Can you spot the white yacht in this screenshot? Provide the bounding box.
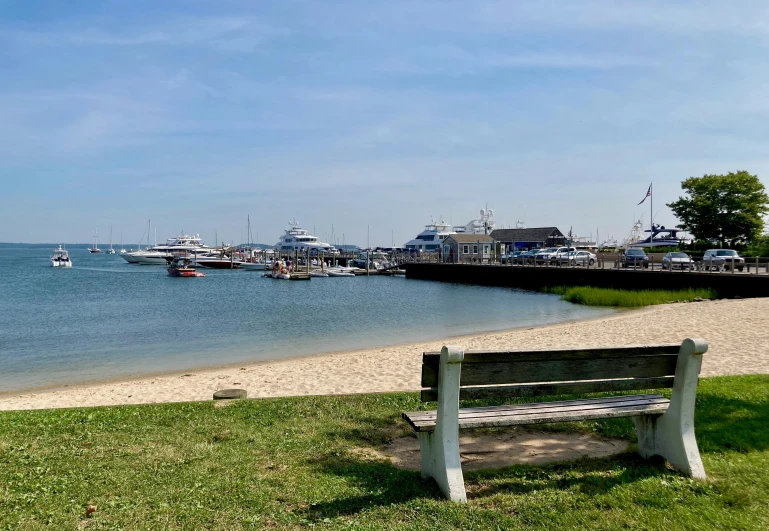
[51,245,72,268]
[275,221,336,254]
[404,218,455,252]
[404,209,496,252]
[122,234,211,265]
[454,208,496,236]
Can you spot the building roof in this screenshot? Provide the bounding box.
[445,234,495,243]
[489,227,564,242]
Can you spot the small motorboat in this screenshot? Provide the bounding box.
[310,269,329,277]
[327,269,355,277]
[51,245,72,268]
[239,261,266,271]
[167,257,205,277]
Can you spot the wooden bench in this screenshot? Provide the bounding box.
[402,338,708,502]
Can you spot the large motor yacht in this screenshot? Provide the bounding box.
[122,234,211,265]
[404,209,496,252]
[275,221,336,254]
[404,218,455,252]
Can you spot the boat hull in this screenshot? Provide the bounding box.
[195,260,242,269]
[327,270,355,277]
[167,268,205,277]
[134,254,171,265]
[239,262,266,270]
[628,239,681,249]
[51,260,72,268]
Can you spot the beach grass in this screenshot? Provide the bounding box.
[543,285,718,307]
[1,375,768,530]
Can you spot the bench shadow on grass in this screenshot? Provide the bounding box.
[303,449,670,519]
[299,392,769,518]
[693,394,769,453]
[301,453,440,519]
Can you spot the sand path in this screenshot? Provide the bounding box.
[1,298,767,411]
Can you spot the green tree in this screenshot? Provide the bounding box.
[667,171,768,246]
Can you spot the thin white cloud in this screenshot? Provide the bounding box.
[1,16,289,52]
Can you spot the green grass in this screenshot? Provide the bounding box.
[543,285,718,307]
[1,375,769,530]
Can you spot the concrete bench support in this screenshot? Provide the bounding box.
[633,338,707,479]
[416,345,466,502]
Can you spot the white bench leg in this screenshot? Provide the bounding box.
[418,345,467,502]
[633,338,708,479]
[418,430,466,502]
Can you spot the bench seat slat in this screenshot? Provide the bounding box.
[403,395,669,432]
[422,356,677,387]
[420,376,675,402]
[407,393,668,419]
[407,395,668,424]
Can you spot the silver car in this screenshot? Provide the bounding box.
[661,252,695,270]
[556,250,597,266]
[701,249,745,271]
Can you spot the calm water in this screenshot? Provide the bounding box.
[0,247,614,394]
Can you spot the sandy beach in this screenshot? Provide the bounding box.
[2,297,768,411]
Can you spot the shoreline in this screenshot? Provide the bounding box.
[0,305,622,399]
[2,298,768,411]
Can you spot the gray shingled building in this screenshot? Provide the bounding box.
[442,234,494,263]
[490,227,566,253]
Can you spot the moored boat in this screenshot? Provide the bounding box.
[51,245,72,268]
[239,261,267,270]
[167,257,205,277]
[275,220,337,254]
[327,269,355,277]
[88,230,102,253]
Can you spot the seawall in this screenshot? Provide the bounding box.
[404,263,769,299]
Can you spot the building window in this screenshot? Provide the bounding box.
[463,245,469,254]
[473,245,478,254]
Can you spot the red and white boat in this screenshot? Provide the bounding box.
[167,257,205,277]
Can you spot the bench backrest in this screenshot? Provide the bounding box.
[420,343,683,402]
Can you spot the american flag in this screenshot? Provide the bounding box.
[638,184,651,205]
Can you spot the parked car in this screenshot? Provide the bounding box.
[661,252,695,270]
[515,249,539,264]
[620,248,649,268]
[501,250,525,264]
[556,250,597,266]
[701,249,745,271]
[551,246,577,264]
[534,247,560,264]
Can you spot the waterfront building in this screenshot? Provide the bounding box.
[490,227,566,253]
[442,234,495,263]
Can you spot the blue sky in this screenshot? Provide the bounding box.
[1,1,768,246]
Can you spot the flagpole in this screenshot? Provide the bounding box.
[650,182,653,247]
